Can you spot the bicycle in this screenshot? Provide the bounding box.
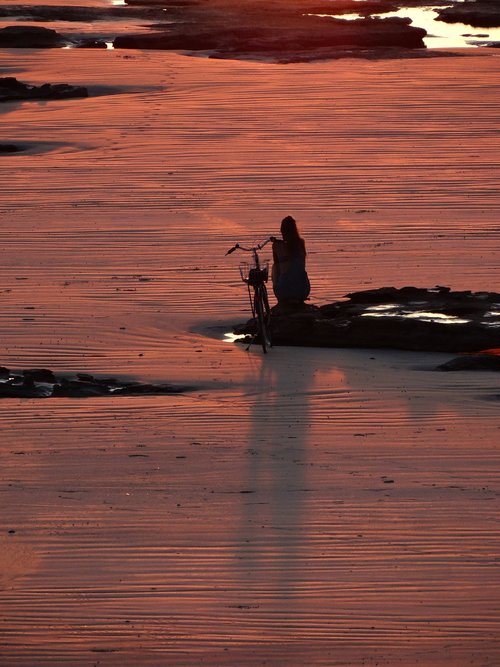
[226,238,273,353]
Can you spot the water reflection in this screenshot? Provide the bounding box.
[361,309,471,324]
[235,352,318,604]
[378,7,500,48]
[315,6,500,48]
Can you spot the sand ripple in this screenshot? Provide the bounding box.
[0,48,499,666]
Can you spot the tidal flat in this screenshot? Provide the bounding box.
[0,7,499,665]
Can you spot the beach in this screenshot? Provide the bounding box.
[1,42,499,666]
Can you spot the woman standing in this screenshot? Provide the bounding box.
[271,216,310,305]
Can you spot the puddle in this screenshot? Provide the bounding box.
[223,332,248,344]
[365,304,399,312]
[361,306,471,324]
[313,5,500,48]
[401,311,471,324]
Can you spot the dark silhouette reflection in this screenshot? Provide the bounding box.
[235,349,317,602]
[233,346,457,604]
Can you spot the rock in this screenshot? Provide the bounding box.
[125,0,221,5]
[0,144,22,153]
[436,352,500,372]
[0,78,88,103]
[0,378,51,398]
[53,379,111,397]
[76,373,98,382]
[112,383,183,395]
[0,77,27,92]
[114,4,427,61]
[0,25,65,48]
[234,287,500,352]
[23,368,56,383]
[437,1,500,29]
[305,1,399,16]
[0,5,167,22]
[0,368,191,398]
[76,39,108,49]
[41,83,89,99]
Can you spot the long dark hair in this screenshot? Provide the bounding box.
[281,215,306,257]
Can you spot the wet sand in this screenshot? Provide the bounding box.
[1,46,499,665]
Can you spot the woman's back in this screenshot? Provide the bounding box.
[272,216,310,304]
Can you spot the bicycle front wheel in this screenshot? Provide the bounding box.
[255,285,272,354]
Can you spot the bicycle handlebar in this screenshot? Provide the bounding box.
[225,238,273,256]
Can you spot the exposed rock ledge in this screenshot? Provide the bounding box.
[0,143,24,153]
[0,25,65,48]
[234,286,500,353]
[437,1,500,29]
[114,0,427,62]
[436,350,500,372]
[0,368,190,398]
[0,77,88,102]
[114,18,426,61]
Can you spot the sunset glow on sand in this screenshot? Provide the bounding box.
[1,1,499,665]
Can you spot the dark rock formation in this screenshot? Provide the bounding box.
[305,1,399,16]
[0,5,167,22]
[234,287,500,352]
[0,380,52,399]
[0,78,88,103]
[0,0,471,59]
[0,369,190,399]
[437,1,500,29]
[75,39,108,49]
[115,17,426,58]
[114,0,427,61]
[0,25,65,48]
[23,368,56,383]
[436,352,500,372]
[0,144,23,153]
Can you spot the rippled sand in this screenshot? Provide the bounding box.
[1,47,499,666]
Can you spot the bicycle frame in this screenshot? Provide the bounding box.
[226,238,273,353]
[226,238,271,266]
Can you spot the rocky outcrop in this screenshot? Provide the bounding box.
[305,1,400,16]
[75,39,107,49]
[115,18,426,56]
[0,144,23,153]
[0,5,167,22]
[437,1,500,29]
[0,78,88,103]
[0,368,190,399]
[0,0,435,60]
[234,287,500,352]
[114,0,427,62]
[436,351,500,372]
[0,25,65,48]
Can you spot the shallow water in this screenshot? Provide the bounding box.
[1,48,499,666]
[325,5,500,49]
[2,0,500,51]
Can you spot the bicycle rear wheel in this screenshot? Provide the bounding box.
[255,285,272,353]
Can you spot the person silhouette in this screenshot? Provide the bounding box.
[271,216,310,307]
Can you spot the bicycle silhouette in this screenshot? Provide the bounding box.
[226,238,273,353]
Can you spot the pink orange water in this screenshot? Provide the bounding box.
[0,47,499,666]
